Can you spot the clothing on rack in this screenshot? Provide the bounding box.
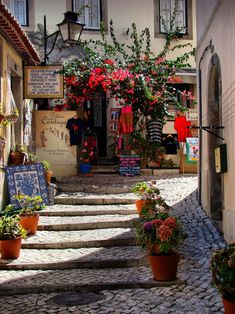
[119,106,133,133]
[174,115,191,142]
[161,134,178,154]
[66,116,84,146]
[148,120,163,143]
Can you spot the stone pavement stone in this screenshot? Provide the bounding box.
[0,174,226,313]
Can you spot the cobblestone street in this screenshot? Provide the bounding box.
[0,174,226,313]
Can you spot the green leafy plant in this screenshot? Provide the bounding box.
[0,215,26,240]
[11,194,45,216]
[27,152,39,163]
[210,244,235,302]
[131,181,161,200]
[133,209,184,255]
[42,160,51,171]
[79,141,95,164]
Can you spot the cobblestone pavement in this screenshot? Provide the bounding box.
[0,174,226,313]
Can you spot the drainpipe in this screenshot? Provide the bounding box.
[198,40,214,206]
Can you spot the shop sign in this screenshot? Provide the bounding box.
[119,155,140,176]
[24,65,64,98]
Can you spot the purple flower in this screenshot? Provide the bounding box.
[143,222,153,231]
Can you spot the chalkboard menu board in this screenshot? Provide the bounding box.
[119,155,140,176]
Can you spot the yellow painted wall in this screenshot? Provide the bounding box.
[0,35,25,209]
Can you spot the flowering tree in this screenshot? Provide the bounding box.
[60,9,196,161]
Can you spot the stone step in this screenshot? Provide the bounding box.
[54,192,136,205]
[40,204,137,217]
[21,228,136,249]
[58,184,131,194]
[38,214,137,231]
[0,246,146,270]
[0,266,183,296]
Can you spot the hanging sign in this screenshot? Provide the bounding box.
[24,65,64,99]
[119,155,140,176]
[186,137,199,163]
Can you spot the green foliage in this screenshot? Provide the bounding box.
[0,215,26,240]
[131,181,160,200]
[12,194,45,216]
[211,244,235,302]
[133,208,184,255]
[60,3,196,160]
[42,160,51,171]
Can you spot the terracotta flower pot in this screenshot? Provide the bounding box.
[135,200,151,215]
[19,213,39,235]
[0,237,22,259]
[222,296,235,314]
[9,152,25,165]
[148,253,179,281]
[44,170,53,185]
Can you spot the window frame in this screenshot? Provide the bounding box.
[10,0,29,27]
[159,0,187,35]
[154,0,193,40]
[72,0,101,30]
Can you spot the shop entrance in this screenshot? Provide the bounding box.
[207,54,223,230]
[83,93,107,159]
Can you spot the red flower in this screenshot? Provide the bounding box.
[164,217,177,229]
[157,224,173,241]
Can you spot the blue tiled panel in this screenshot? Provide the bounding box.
[6,163,49,206]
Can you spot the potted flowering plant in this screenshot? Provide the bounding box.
[0,215,26,259]
[133,208,184,281]
[79,141,94,174]
[131,181,169,214]
[4,194,46,235]
[210,244,235,313]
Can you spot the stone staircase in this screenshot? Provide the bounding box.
[0,174,183,296]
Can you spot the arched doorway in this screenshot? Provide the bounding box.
[207,54,223,230]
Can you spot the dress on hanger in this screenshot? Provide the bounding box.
[66,116,84,146]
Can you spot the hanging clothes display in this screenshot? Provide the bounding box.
[174,114,191,142]
[148,120,163,143]
[162,134,178,154]
[119,106,133,133]
[66,116,84,146]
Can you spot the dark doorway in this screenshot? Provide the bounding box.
[83,93,107,159]
[207,54,223,230]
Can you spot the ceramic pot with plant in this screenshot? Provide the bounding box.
[131,181,169,215]
[8,144,25,165]
[133,208,184,281]
[0,215,26,259]
[210,244,235,313]
[42,160,53,185]
[79,141,94,174]
[12,194,45,235]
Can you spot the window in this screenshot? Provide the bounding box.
[160,0,186,34]
[73,0,101,29]
[10,0,28,26]
[154,0,192,39]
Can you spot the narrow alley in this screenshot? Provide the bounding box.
[0,174,226,313]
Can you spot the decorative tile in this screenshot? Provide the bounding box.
[6,163,49,206]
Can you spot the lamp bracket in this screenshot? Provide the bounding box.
[189,125,224,140]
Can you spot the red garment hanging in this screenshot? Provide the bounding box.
[119,106,133,133]
[174,115,191,142]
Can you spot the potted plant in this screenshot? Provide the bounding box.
[210,244,235,313]
[11,194,45,235]
[8,144,25,165]
[131,181,169,214]
[42,160,53,185]
[0,215,26,259]
[133,208,184,281]
[79,141,95,174]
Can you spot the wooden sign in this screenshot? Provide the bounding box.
[24,65,64,98]
[119,155,140,176]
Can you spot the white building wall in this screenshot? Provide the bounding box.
[196,0,235,241]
